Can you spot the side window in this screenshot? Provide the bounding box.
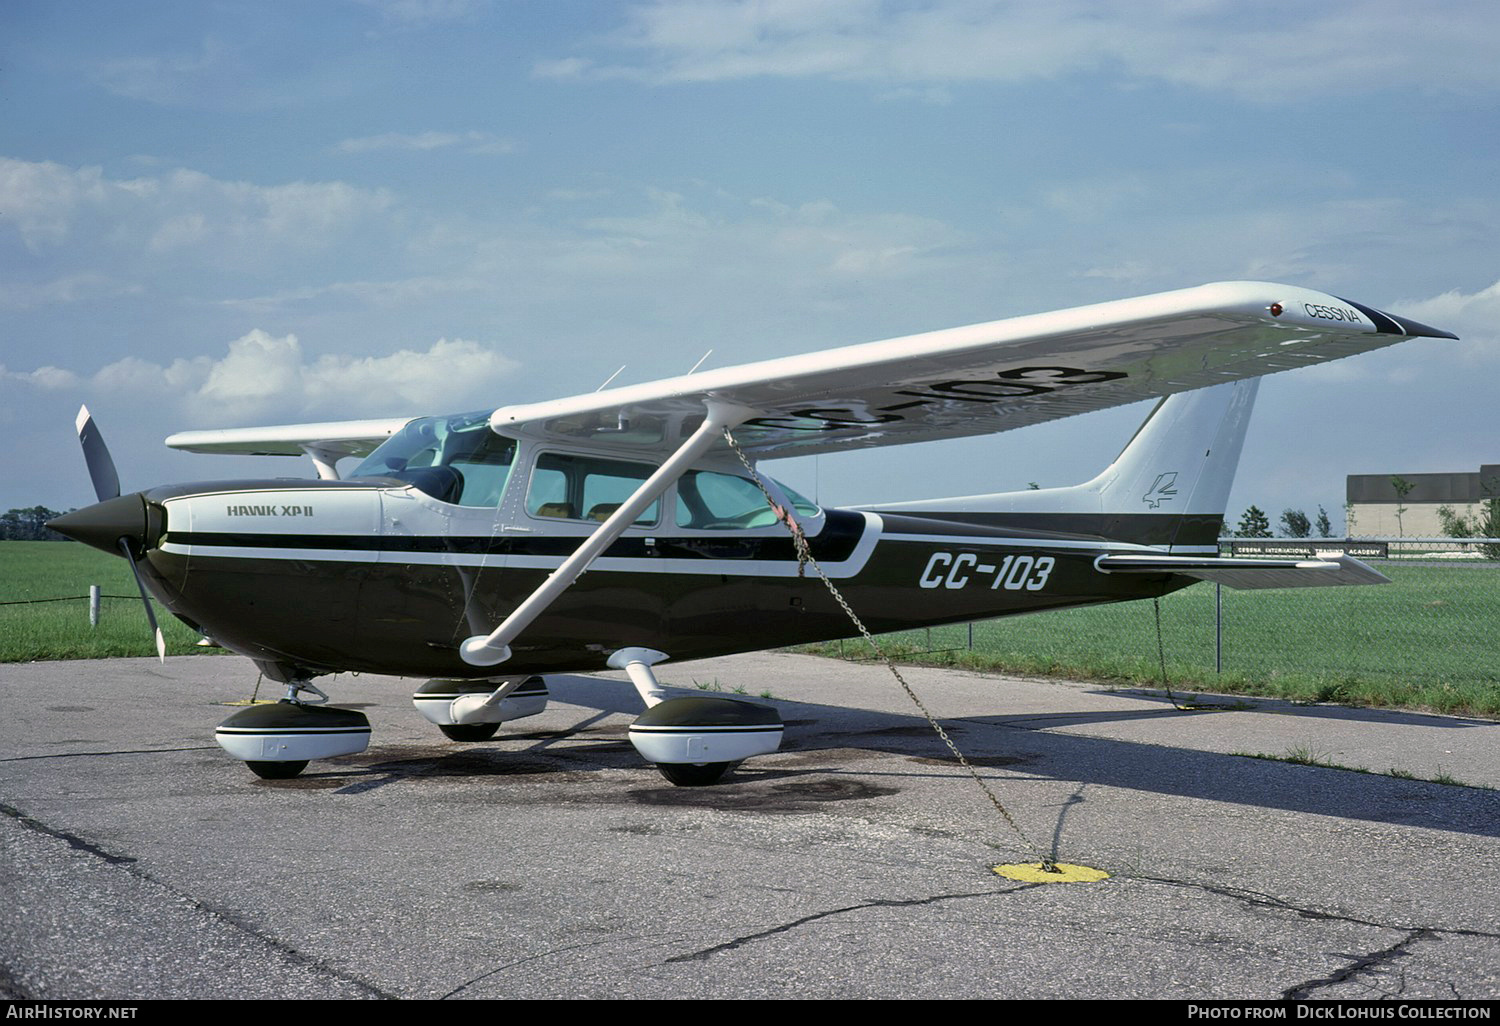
[676,471,822,530]
[526,453,660,525]
[444,430,516,508]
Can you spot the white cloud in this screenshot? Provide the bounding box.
[554,187,962,282]
[3,331,520,425]
[217,276,490,314]
[0,159,117,248]
[538,0,1500,101]
[352,0,491,27]
[0,158,392,256]
[95,37,233,107]
[1396,279,1500,366]
[147,168,393,251]
[1,364,82,390]
[333,131,517,155]
[532,57,593,81]
[0,275,143,310]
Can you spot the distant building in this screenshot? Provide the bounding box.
[1346,465,1499,537]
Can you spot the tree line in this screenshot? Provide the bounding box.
[1226,504,1334,539]
[1,506,70,541]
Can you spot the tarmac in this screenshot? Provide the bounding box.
[1,651,1497,1000]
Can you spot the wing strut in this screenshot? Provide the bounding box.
[458,400,756,667]
[300,445,343,480]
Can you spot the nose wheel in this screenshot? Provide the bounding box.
[216,682,371,780]
[245,760,310,780]
[438,722,502,742]
[655,762,731,787]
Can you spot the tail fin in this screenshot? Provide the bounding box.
[1089,378,1260,521]
[872,379,1260,552]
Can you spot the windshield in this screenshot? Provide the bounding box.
[350,411,516,507]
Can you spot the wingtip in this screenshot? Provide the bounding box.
[1390,316,1459,341]
[1334,296,1459,340]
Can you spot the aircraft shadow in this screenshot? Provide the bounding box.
[531,674,1500,840]
[1074,687,1498,731]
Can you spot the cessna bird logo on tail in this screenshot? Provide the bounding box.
[1142,472,1179,509]
[49,281,1455,786]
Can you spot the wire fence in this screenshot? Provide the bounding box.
[828,539,1500,710]
[0,593,136,606]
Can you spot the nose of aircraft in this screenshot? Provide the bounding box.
[48,492,165,557]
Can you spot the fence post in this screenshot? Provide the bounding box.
[1215,582,1222,674]
[89,584,100,628]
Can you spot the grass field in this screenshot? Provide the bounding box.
[5,540,1498,717]
[801,562,1500,718]
[0,541,215,662]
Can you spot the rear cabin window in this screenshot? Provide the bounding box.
[526,453,660,525]
[675,471,820,530]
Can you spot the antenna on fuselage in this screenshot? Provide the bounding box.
[596,365,626,392]
[687,349,713,374]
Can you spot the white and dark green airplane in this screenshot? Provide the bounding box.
[50,282,1454,785]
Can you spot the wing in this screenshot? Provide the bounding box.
[165,418,413,475]
[488,281,1454,458]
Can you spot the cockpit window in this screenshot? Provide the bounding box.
[675,470,821,530]
[349,411,516,507]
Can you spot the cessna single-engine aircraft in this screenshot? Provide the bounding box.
[50,281,1455,785]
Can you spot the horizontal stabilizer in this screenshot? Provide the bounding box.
[1094,554,1390,589]
[165,417,415,479]
[165,418,412,458]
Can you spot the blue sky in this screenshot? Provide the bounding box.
[3,0,1497,529]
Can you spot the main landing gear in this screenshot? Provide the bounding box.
[610,648,784,787]
[214,653,784,787]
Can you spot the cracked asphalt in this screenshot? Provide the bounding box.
[1,652,1497,1000]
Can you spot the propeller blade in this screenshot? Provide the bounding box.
[76,405,121,502]
[118,538,166,664]
[68,407,162,660]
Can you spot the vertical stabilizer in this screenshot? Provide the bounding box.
[868,379,1260,552]
[1091,378,1260,520]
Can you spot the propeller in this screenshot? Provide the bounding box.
[76,405,122,502]
[52,406,166,662]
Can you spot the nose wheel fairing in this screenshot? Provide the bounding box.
[215,700,372,772]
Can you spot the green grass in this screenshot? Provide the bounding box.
[1231,748,1487,789]
[796,562,1500,718]
[0,541,216,662]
